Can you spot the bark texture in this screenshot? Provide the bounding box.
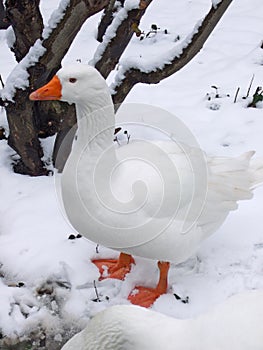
[5,0,46,175]
[0,0,9,29]
[5,0,43,62]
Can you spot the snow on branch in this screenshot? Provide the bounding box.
[42,0,71,39]
[97,0,118,42]
[1,40,46,101]
[91,0,153,78]
[212,0,223,9]
[111,0,233,106]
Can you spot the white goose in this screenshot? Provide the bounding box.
[61,290,263,350]
[30,64,263,307]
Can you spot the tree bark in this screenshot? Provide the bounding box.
[112,0,233,106]
[4,0,46,175]
[5,0,43,62]
[0,0,9,29]
[97,0,117,42]
[6,91,48,175]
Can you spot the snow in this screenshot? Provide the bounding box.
[111,18,204,92]
[90,0,141,66]
[5,27,15,49]
[212,0,223,8]
[42,0,71,39]
[0,0,263,348]
[0,40,46,101]
[124,0,141,11]
[90,6,130,66]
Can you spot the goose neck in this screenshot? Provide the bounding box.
[74,102,116,154]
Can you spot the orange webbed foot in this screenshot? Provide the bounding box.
[128,261,170,308]
[92,252,135,281]
[128,286,164,308]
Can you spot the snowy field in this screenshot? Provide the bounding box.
[0,0,263,348]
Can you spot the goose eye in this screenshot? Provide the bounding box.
[69,78,77,83]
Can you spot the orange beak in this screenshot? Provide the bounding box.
[29,75,62,101]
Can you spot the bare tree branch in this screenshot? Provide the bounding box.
[112,0,233,106]
[94,0,153,78]
[0,0,9,29]
[97,0,117,42]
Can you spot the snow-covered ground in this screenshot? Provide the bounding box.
[0,0,263,348]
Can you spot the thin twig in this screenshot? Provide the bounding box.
[233,87,240,103]
[0,74,4,88]
[93,280,101,302]
[245,74,255,98]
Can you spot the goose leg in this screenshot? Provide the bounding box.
[128,261,170,308]
[92,252,135,281]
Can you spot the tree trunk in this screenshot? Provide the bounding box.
[6,90,48,176]
[4,0,46,175]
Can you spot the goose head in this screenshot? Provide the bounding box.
[30,64,112,109]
